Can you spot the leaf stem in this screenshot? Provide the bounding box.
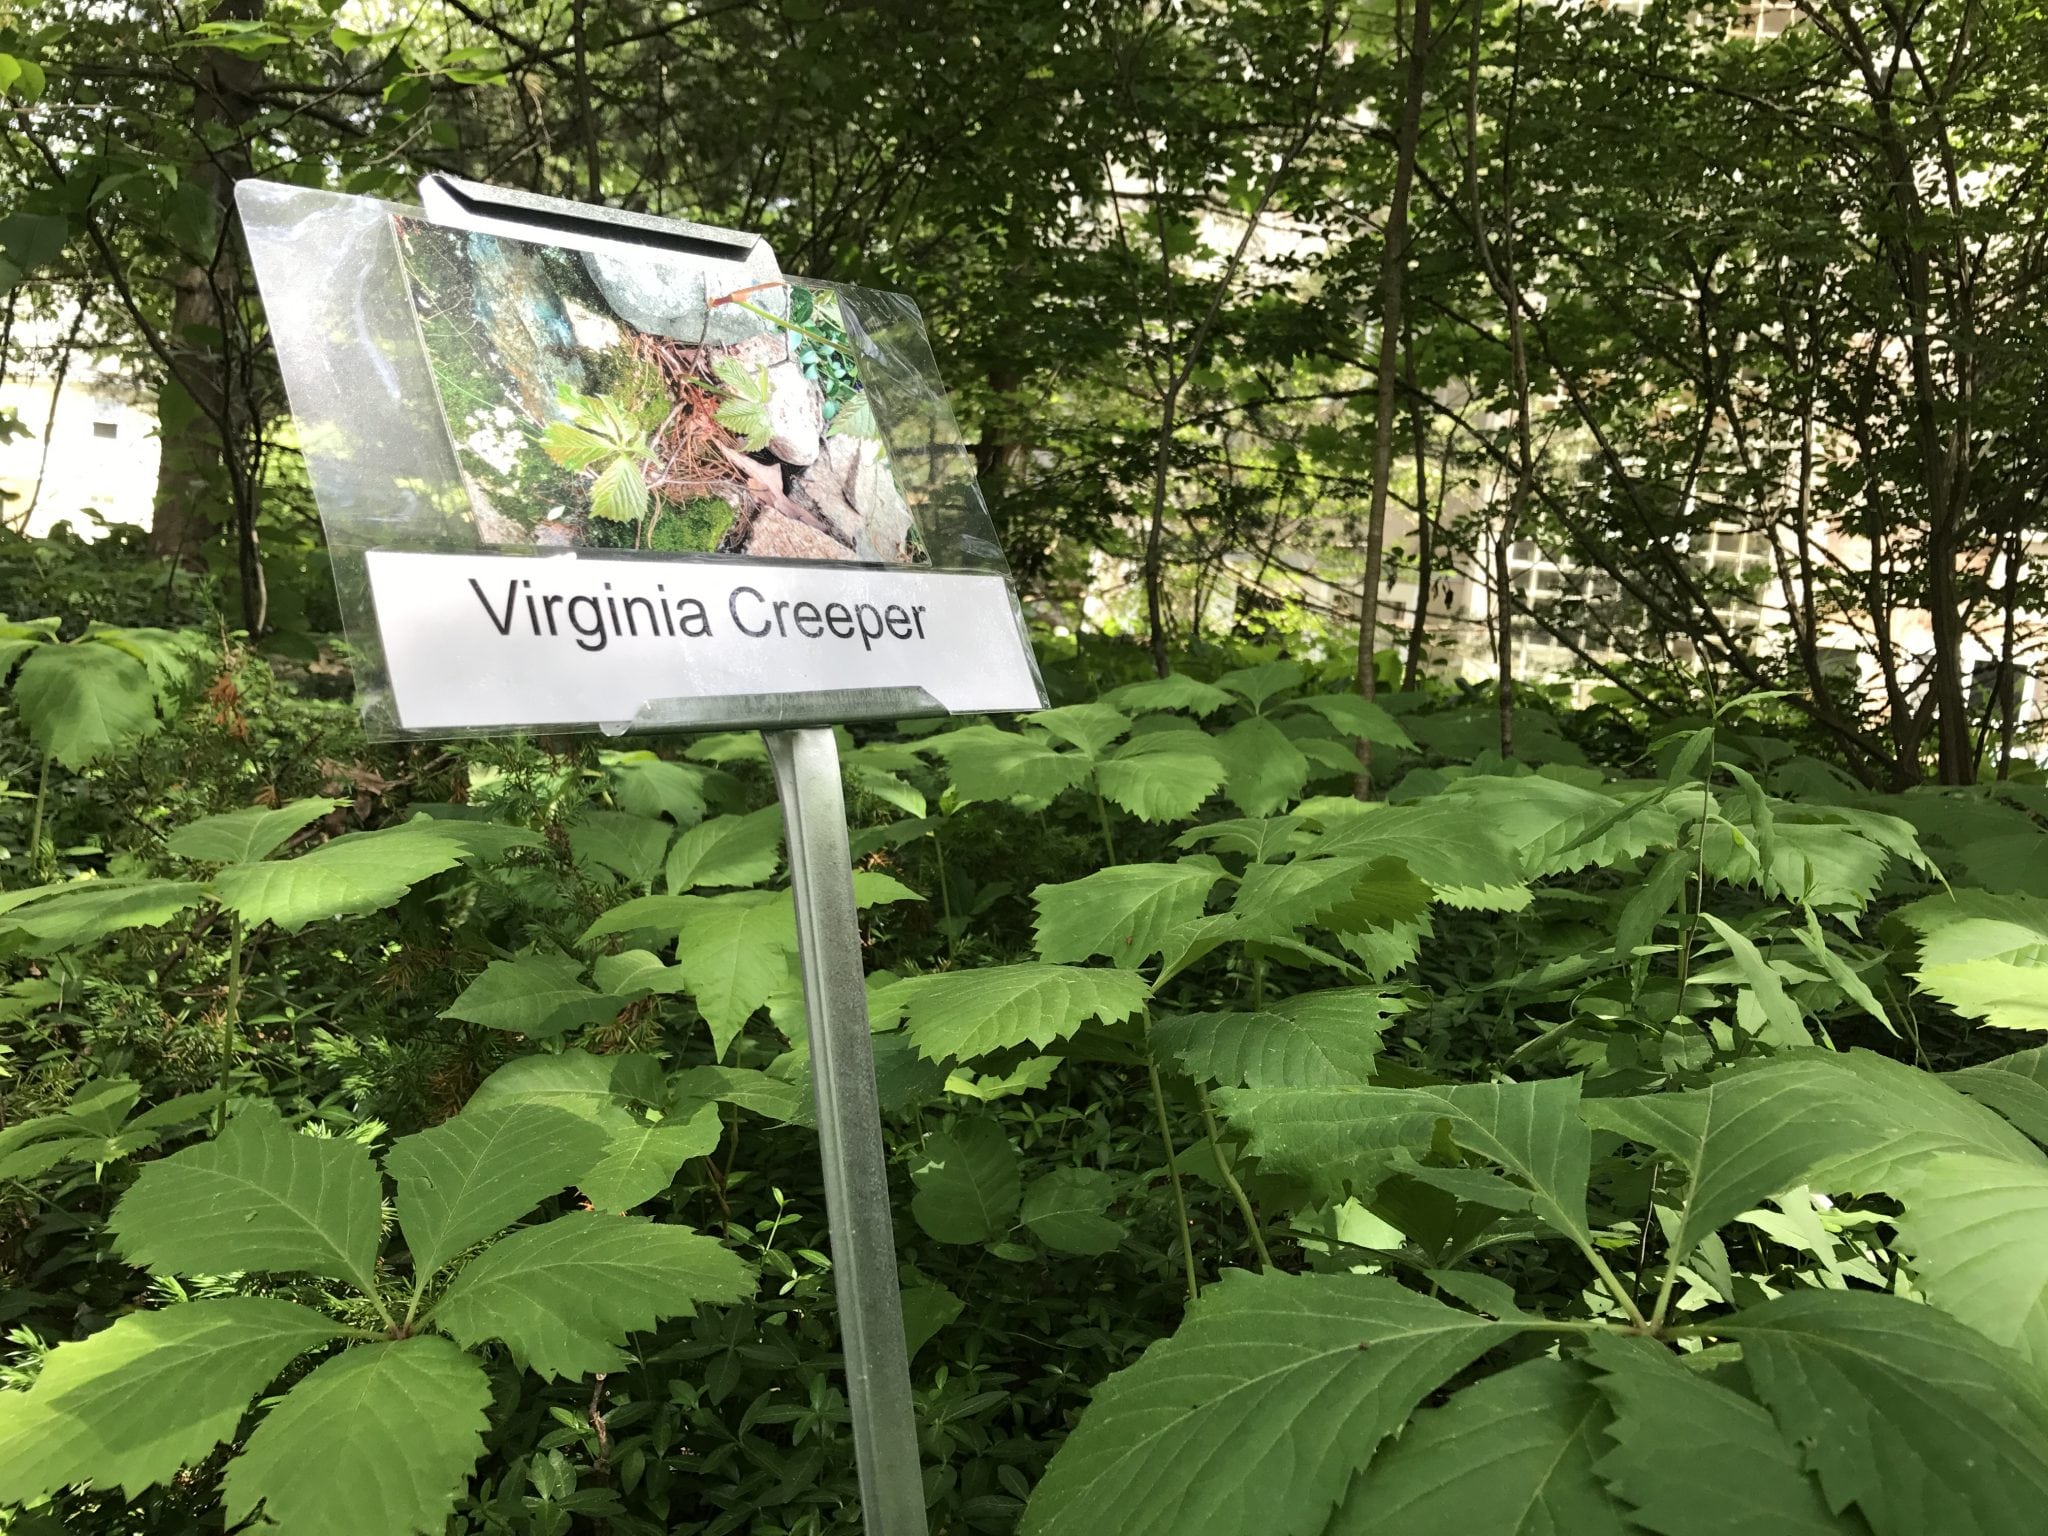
[1195,1082,1272,1272]
[1579,1242,1652,1332]
[713,294,858,358]
[1092,780,1119,866]
[215,911,245,1132]
[26,751,51,881]
[1144,1050,1199,1305]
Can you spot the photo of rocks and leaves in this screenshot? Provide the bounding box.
[392,216,924,565]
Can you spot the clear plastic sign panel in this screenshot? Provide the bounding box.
[237,178,1045,738]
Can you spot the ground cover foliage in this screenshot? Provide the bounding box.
[3,585,2048,1536]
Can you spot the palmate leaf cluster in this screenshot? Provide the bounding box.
[4,628,2048,1536]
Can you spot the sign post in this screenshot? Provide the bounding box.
[239,173,1045,1536]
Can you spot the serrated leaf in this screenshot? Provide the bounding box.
[0,1297,344,1502]
[853,870,922,906]
[1897,890,2048,1031]
[0,878,210,952]
[1282,692,1415,750]
[672,891,798,1057]
[112,1112,382,1289]
[440,953,617,1038]
[1028,702,1132,757]
[1097,732,1228,822]
[879,963,1150,1064]
[1223,1077,1594,1244]
[669,1064,810,1124]
[1310,802,1528,908]
[223,1338,491,1536]
[1723,1290,2048,1536]
[467,1051,653,1138]
[1033,862,1221,969]
[1022,1271,1521,1536]
[568,809,672,885]
[925,725,1090,808]
[1585,1332,1858,1536]
[665,806,782,891]
[388,1103,609,1276]
[431,1212,751,1378]
[579,1104,723,1210]
[1020,1167,1123,1255]
[1895,1154,2048,1367]
[12,640,158,767]
[1213,716,1310,816]
[213,823,468,932]
[589,455,649,523]
[1443,775,1676,877]
[1948,1046,2048,1144]
[165,799,342,865]
[1101,674,1234,717]
[1153,999,1387,1089]
[1332,1356,1628,1534]
[606,753,709,825]
[912,1119,1021,1243]
[1215,660,1305,708]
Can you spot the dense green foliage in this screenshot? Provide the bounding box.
[3,565,2047,1533]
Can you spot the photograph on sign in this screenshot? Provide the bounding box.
[392,217,925,566]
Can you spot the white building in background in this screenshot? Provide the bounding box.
[0,320,159,541]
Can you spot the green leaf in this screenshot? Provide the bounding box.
[1895,1154,2048,1367]
[1310,802,1528,908]
[1897,890,2048,1031]
[1215,660,1305,708]
[672,891,798,1057]
[579,1104,723,1210]
[925,725,1090,808]
[589,455,650,524]
[665,806,783,891]
[431,1212,751,1379]
[877,963,1150,1064]
[12,640,158,767]
[1022,1271,1520,1536]
[1223,1077,1594,1244]
[388,1103,610,1276]
[1213,716,1310,816]
[1153,1000,1387,1090]
[1585,1332,1858,1536]
[1443,775,1676,877]
[1028,702,1132,757]
[1585,1053,2044,1263]
[1281,692,1415,750]
[466,1050,652,1138]
[911,1120,1021,1243]
[1700,915,1810,1046]
[0,878,209,952]
[111,1112,382,1290]
[213,823,468,932]
[1948,1046,2048,1144]
[607,754,709,825]
[165,799,342,865]
[853,870,923,906]
[669,1064,811,1124]
[223,1337,492,1536]
[441,953,617,1039]
[1097,733,1228,822]
[1722,1290,2048,1536]
[1101,675,1235,717]
[568,810,672,885]
[1332,1357,1629,1535]
[1033,862,1222,969]
[0,1297,344,1502]
[1020,1167,1124,1255]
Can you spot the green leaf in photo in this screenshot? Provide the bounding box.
[1021,1168,1124,1255]
[911,1120,1021,1244]
[440,952,618,1038]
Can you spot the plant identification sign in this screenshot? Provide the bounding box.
[368,550,1041,730]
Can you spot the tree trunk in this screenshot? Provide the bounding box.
[1353,0,1433,795]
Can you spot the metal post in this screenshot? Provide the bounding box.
[764,727,930,1536]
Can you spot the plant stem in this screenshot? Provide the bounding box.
[713,294,857,358]
[216,911,245,1132]
[931,824,957,960]
[1092,780,1118,865]
[1580,1242,1652,1332]
[1251,954,1267,1011]
[1145,1052,1199,1305]
[1196,1081,1272,1272]
[26,751,51,880]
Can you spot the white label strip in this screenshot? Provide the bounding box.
[364,549,1043,730]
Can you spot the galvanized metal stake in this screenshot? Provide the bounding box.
[765,727,930,1536]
